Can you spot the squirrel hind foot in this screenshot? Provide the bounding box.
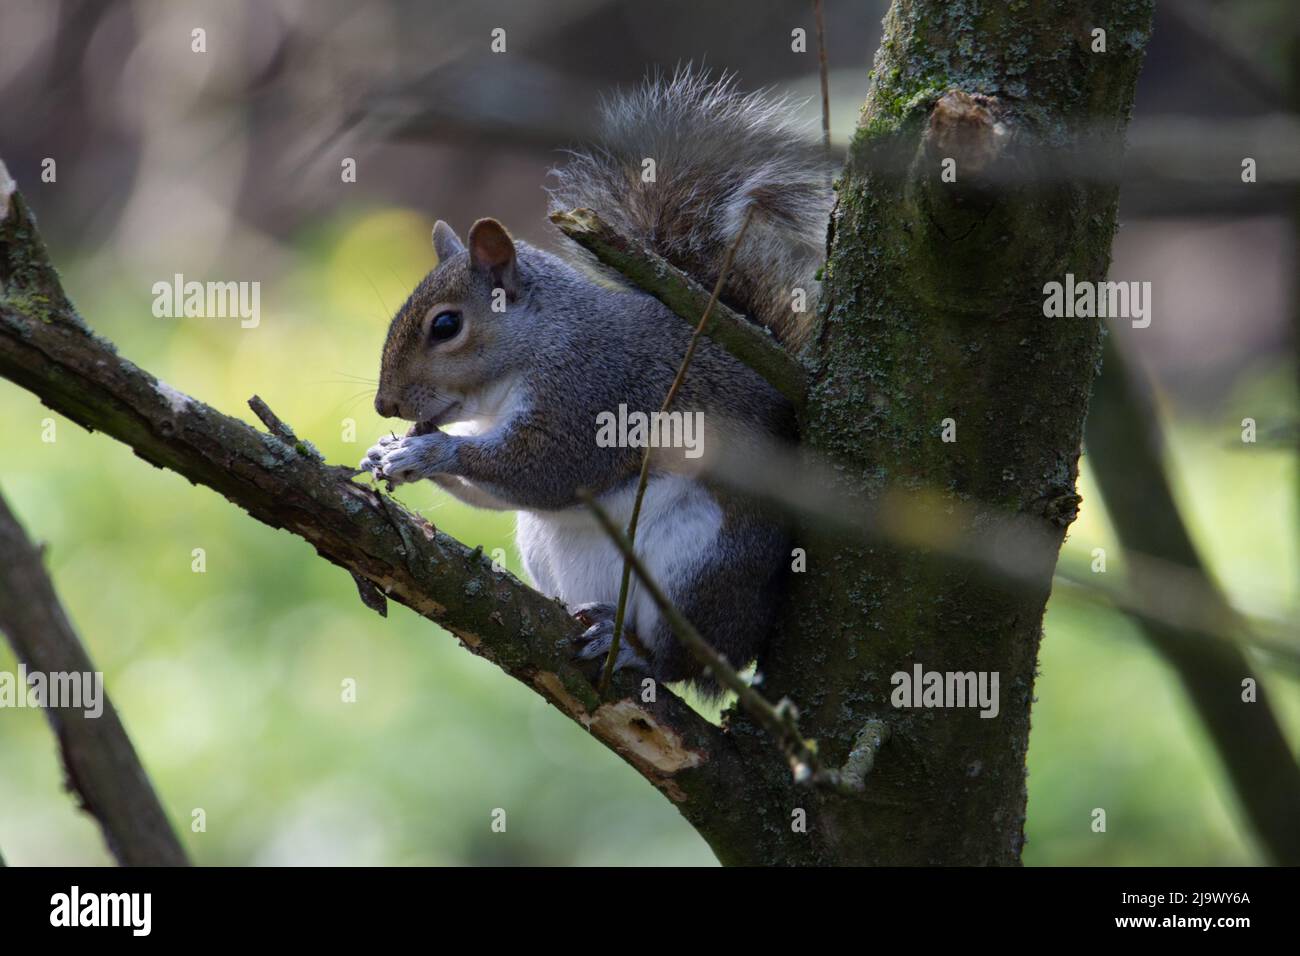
[569,602,651,675]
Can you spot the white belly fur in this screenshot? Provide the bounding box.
[516,475,722,655]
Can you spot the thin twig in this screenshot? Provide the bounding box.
[249,394,323,461]
[697,430,1300,671]
[581,491,876,791]
[813,0,832,154]
[248,394,297,443]
[254,396,383,617]
[597,209,755,694]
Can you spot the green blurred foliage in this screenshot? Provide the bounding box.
[0,204,1295,866]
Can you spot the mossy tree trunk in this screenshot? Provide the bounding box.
[720,0,1155,865]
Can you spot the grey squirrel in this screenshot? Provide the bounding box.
[360,69,832,692]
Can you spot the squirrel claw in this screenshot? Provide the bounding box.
[359,433,402,476]
[570,601,612,630]
[569,603,649,673]
[360,431,451,487]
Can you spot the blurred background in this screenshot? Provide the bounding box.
[0,0,1295,865]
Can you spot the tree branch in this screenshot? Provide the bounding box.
[0,489,190,865]
[0,166,785,851]
[1086,332,1300,865]
[549,208,809,411]
[702,433,1300,671]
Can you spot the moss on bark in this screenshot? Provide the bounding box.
[738,0,1155,865]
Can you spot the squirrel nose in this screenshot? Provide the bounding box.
[375,394,399,418]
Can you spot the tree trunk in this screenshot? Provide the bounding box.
[721,0,1155,865]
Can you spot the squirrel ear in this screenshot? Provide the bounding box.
[467,217,518,299]
[432,220,465,262]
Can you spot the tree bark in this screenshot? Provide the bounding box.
[743,0,1156,865]
[0,492,190,865]
[1086,334,1300,865]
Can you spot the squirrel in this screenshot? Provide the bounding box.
[360,69,832,694]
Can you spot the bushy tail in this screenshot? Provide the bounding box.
[547,68,833,351]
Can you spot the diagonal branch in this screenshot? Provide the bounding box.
[550,208,809,411]
[0,489,190,866]
[0,166,788,849]
[1086,332,1300,866]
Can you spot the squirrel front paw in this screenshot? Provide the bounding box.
[570,602,650,674]
[360,431,455,487]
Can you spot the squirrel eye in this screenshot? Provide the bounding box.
[427,310,462,343]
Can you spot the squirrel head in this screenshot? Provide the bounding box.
[374,218,522,426]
